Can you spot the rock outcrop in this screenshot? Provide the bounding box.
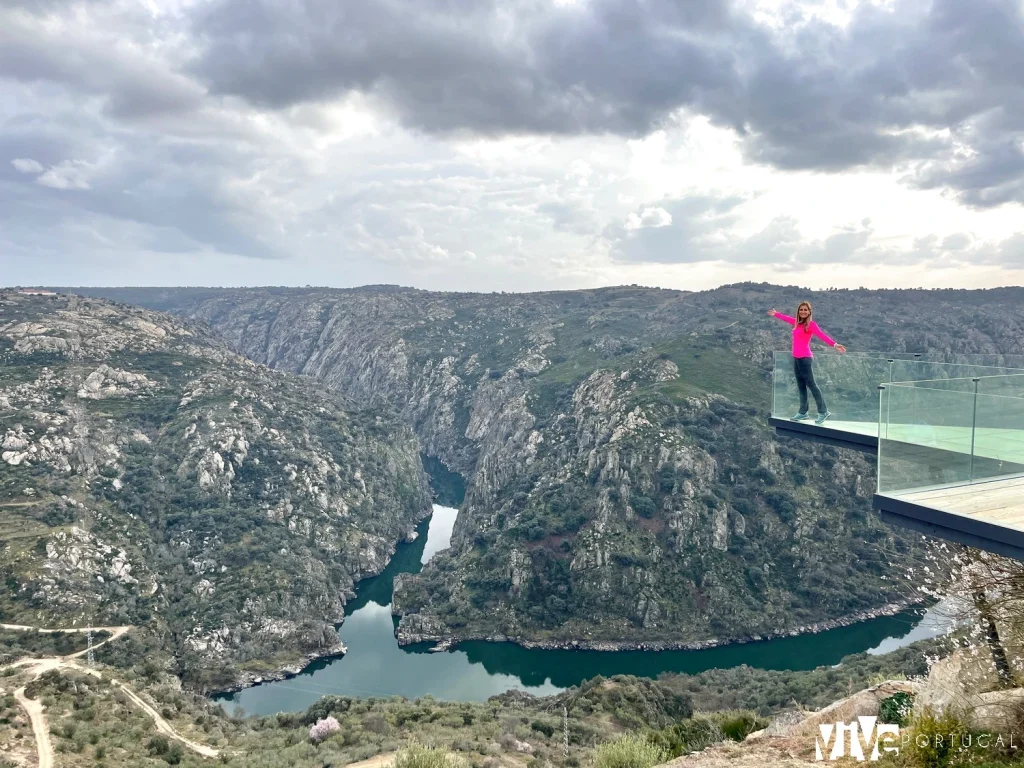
[0,290,432,689]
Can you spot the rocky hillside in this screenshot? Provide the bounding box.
[0,291,432,689]
[63,284,1024,649]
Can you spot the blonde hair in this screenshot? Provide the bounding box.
[795,301,813,330]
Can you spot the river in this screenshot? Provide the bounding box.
[215,504,951,716]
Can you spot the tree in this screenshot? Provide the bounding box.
[892,541,1023,689]
[309,715,341,743]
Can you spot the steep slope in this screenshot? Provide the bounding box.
[62,284,1024,648]
[0,291,432,689]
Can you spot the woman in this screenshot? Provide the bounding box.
[768,302,846,424]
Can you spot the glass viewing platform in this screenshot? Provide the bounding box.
[770,352,1024,559]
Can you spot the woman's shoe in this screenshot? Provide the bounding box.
[815,411,831,425]
[791,412,810,421]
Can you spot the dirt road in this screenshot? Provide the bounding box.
[113,677,220,758]
[15,685,53,768]
[344,752,398,768]
[1,622,132,640]
[3,624,220,761]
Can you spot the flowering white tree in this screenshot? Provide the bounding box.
[886,537,1024,690]
[310,715,341,743]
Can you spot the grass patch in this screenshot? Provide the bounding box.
[593,732,668,768]
[648,341,765,407]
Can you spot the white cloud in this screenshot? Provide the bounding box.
[35,161,95,191]
[625,207,673,231]
[11,158,44,174]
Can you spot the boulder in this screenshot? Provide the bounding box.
[914,647,1024,731]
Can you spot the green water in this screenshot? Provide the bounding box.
[215,505,945,716]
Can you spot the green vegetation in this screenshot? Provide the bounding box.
[882,706,1017,768]
[394,745,469,768]
[642,708,768,758]
[0,628,111,663]
[0,291,431,689]
[593,732,668,768]
[0,624,959,768]
[658,639,938,715]
[880,691,915,727]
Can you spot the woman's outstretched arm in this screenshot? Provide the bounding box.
[810,322,846,353]
[767,308,796,326]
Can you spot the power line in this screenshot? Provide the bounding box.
[563,705,569,757]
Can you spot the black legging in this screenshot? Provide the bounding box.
[793,356,826,414]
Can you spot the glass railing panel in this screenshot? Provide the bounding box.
[771,351,891,433]
[971,392,1024,481]
[925,353,1024,369]
[877,386,976,495]
[889,360,1024,385]
[977,374,1024,400]
[771,350,791,419]
[889,377,979,393]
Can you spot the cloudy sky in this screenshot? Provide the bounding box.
[2,0,1023,292]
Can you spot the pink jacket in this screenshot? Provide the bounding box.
[774,313,836,358]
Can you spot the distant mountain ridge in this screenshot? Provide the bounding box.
[52,283,1024,648]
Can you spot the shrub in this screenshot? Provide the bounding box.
[309,715,341,743]
[879,692,914,727]
[899,706,989,768]
[716,711,766,741]
[629,494,656,519]
[531,720,555,737]
[148,734,169,755]
[593,733,668,768]
[393,745,467,768]
[645,716,722,758]
[363,713,391,735]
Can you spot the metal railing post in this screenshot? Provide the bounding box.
[877,385,886,492]
[885,360,895,438]
[970,377,980,482]
[771,352,776,417]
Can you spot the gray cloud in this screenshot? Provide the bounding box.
[910,132,1024,208]
[189,0,745,136]
[607,195,750,264]
[0,4,205,124]
[0,108,282,260]
[186,0,1024,206]
[608,189,1024,271]
[2,0,1023,286]
[607,195,1003,268]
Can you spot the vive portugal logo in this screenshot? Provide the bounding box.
[816,717,900,761]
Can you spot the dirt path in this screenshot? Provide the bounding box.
[111,676,220,758]
[1,622,132,639]
[344,752,398,768]
[15,685,53,768]
[2,624,221,761]
[342,749,528,768]
[661,743,816,768]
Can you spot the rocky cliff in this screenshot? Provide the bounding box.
[0,291,432,689]
[65,283,1024,648]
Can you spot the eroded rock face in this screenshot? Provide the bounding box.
[77,365,157,399]
[395,613,451,645]
[0,290,432,684]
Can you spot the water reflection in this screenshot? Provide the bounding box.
[217,505,948,716]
